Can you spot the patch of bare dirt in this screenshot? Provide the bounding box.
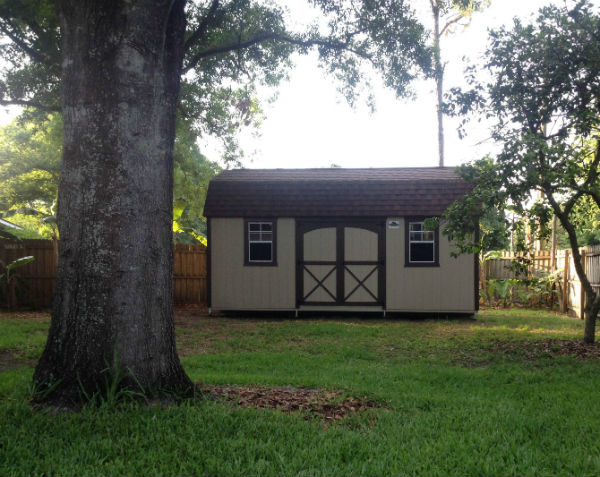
[0,349,35,372]
[199,384,380,424]
[0,311,50,320]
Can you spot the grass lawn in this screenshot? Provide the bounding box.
[1,308,600,476]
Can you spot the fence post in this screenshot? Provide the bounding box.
[579,249,586,320]
[562,249,569,313]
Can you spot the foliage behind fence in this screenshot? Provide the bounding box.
[485,245,600,318]
[0,240,207,308]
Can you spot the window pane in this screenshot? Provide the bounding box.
[410,231,423,242]
[261,231,273,241]
[249,242,272,262]
[261,223,272,232]
[423,231,434,241]
[249,232,261,241]
[249,223,261,231]
[410,222,423,232]
[410,243,434,262]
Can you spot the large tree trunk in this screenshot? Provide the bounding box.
[34,0,193,405]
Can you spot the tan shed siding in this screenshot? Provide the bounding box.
[211,218,295,309]
[386,218,475,312]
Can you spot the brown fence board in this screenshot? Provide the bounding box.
[1,240,207,308]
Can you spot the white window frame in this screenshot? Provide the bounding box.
[247,221,274,263]
[408,221,436,264]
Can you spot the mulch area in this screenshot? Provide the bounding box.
[488,339,600,361]
[199,384,380,422]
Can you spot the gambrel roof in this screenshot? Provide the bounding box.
[203,167,473,217]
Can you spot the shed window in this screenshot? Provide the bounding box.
[246,221,275,264]
[406,220,438,266]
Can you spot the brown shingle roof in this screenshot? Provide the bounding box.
[203,167,472,218]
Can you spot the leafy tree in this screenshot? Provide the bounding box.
[0,114,61,213]
[0,114,61,247]
[479,206,509,252]
[0,0,432,405]
[444,1,600,342]
[172,116,220,243]
[428,0,487,166]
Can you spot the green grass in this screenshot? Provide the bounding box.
[1,308,600,476]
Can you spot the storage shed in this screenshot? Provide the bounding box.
[203,167,477,315]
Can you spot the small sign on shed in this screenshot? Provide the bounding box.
[387,220,400,229]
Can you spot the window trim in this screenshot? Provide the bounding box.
[404,217,440,267]
[244,218,277,266]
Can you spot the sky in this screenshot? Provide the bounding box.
[218,0,575,170]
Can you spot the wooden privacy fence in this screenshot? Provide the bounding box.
[485,245,600,318]
[0,240,207,308]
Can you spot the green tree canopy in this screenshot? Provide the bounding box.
[444,0,600,342]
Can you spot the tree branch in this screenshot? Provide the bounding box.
[184,0,220,52]
[183,32,368,74]
[0,19,47,64]
[440,14,466,37]
[0,98,59,112]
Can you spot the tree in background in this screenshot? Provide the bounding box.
[0,115,61,216]
[172,116,220,243]
[444,1,600,343]
[0,0,432,405]
[0,113,217,244]
[556,193,600,248]
[0,114,62,251]
[429,0,487,166]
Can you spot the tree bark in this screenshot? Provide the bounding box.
[431,1,445,167]
[34,0,193,405]
[584,296,599,344]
